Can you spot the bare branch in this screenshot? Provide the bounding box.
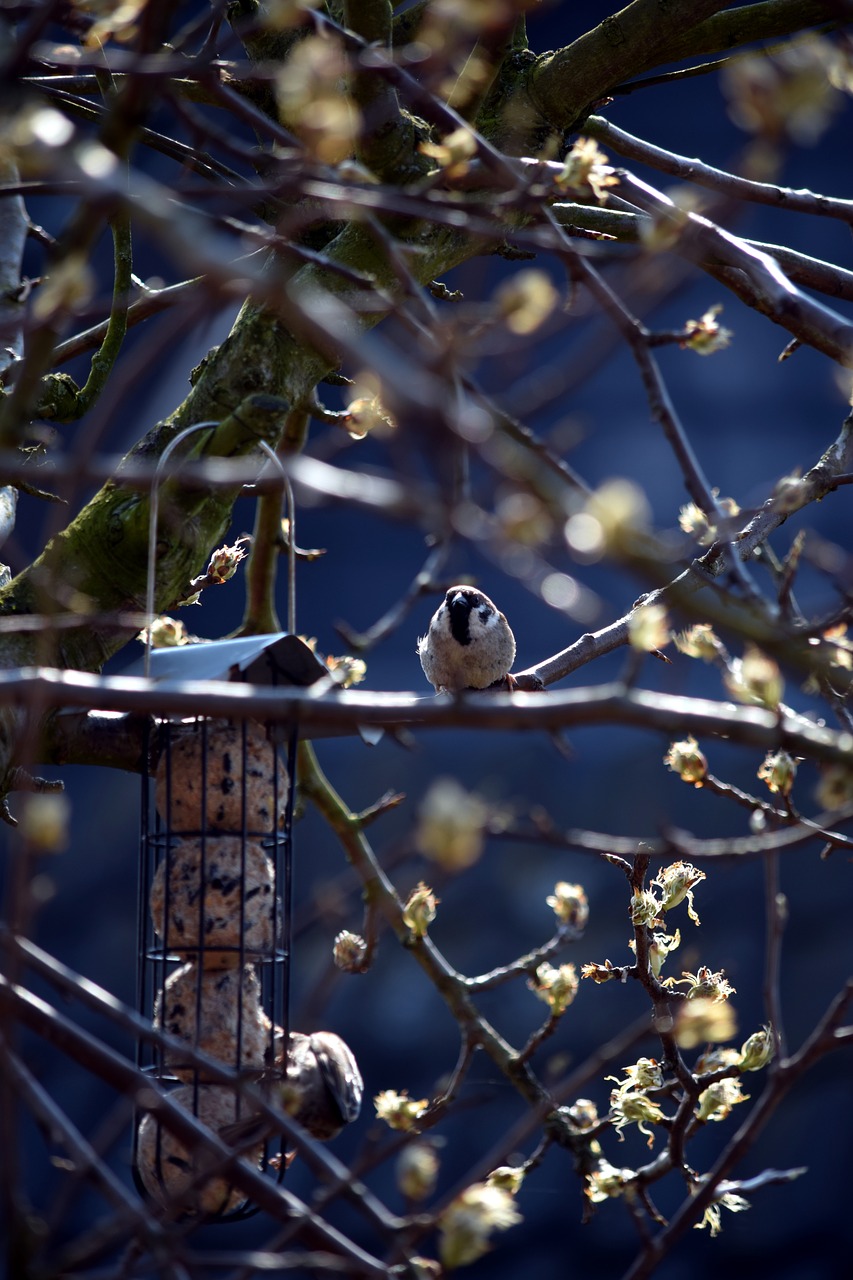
[586,114,853,226]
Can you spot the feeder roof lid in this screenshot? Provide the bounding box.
[143,633,328,687]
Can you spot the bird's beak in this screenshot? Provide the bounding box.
[450,592,466,608]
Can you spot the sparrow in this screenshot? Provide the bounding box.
[418,586,516,691]
[220,1030,363,1149]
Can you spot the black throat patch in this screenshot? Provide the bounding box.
[448,596,473,646]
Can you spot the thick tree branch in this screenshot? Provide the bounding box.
[637,0,849,70]
[529,0,733,132]
[7,669,851,764]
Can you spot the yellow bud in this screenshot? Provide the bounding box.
[402,882,438,937]
[738,1024,775,1072]
[757,750,797,796]
[19,793,70,853]
[415,780,486,873]
[206,537,250,583]
[139,615,189,648]
[374,1090,429,1132]
[546,881,589,930]
[651,860,706,924]
[486,1165,525,1195]
[495,269,559,335]
[554,137,619,201]
[664,737,708,786]
[682,305,733,355]
[528,962,578,1016]
[674,997,737,1049]
[696,1077,749,1122]
[439,1183,521,1269]
[397,1142,439,1201]
[630,890,661,927]
[725,646,783,709]
[675,624,722,662]
[629,603,670,652]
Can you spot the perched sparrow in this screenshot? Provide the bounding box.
[221,1031,363,1148]
[418,586,516,691]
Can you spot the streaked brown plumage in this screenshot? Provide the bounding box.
[281,1030,363,1140]
[220,1030,363,1149]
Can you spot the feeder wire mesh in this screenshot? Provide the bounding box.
[134,711,297,1220]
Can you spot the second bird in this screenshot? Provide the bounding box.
[418,586,516,691]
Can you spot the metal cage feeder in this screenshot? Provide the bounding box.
[132,633,326,1221]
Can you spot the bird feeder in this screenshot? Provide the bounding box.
[132,632,327,1219]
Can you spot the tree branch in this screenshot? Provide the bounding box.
[529,0,733,132]
[586,114,853,226]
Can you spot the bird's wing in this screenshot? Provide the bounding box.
[311,1033,364,1124]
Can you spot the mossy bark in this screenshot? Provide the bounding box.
[0,0,824,791]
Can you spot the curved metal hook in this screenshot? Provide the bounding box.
[143,426,297,677]
[144,421,218,678]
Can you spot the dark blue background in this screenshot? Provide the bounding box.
[3,3,852,1278]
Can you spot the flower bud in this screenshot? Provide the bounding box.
[695,1045,740,1074]
[439,1183,522,1269]
[374,1090,429,1132]
[724,646,783,709]
[738,1024,775,1072]
[815,762,853,811]
[333,930,367,972]
[585,1161,634,1203]
[402,882,438,938]
[674,996,737,1049]
[554,137,618,201]
[664,737,708,786]
[324,653,367,687]
[528,962,578,1016]
[139,615,189,648]
[344,395,395,438]
[675,966,735,1003]
[616,1057,663,1092]
[696,1077,749,1122]
[565,1098,599,1129]
[486,1165,525,1195]
[682,305,733,355]
[647,929,681,977]
[695,1190,751,1236]
[610,1090,666,1146]
[584,479,651,550]
[630,890,662,927]
[651,861,706,925]
[580,959,620,984]
[546,881,589,930]
[415,779,486,873]
[419,126,477,177]
[495,270,559,336]
[206,536,250,583]
[629,603,670,652]
[757,750,797,796]
[19,793,70,853]
[675,624,723,662]
[397,1142,439,1201]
